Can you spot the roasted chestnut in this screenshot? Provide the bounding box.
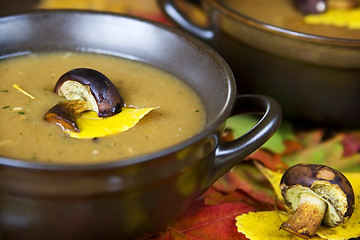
[44,68,124,132]
[44,100,89,132]
[280,163,355,238]
[55,68,123,117]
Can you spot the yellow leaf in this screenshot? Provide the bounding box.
[304,9,360,29]
[254,161,284,203]
[237,164,360,240]
[235,211,323,240]
[67,107,157,139]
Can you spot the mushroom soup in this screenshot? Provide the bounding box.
[0,52,206,163]
[225,0,360,39]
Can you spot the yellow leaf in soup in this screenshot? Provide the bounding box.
[67,107,157,139]
[304,9,360,29]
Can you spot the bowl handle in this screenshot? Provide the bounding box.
[157,0,214,40]
[203,94,282,191]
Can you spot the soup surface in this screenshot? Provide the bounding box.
[224,0,360,39]
[0,52,206,163]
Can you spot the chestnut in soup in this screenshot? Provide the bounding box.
[0,52,206,164]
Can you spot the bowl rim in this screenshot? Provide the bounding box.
[0,9,236,171]
[210,0,360,47]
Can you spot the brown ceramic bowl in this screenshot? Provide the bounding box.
[0,10,282,240]
[158,0,360,128]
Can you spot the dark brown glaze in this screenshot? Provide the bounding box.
[280,163,355,221]
[55,68,124,117]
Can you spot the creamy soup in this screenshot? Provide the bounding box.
[224,0,360,39]
[0,52,206,163]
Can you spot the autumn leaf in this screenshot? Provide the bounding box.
[296,129,325,147]
[152,201,254,240]
[204,187,262,207]
[282,131,360,172]
[334,153,360,172]
[225,115,295,154]
[254,161,284,209]
[236,211,298,240]
[152,127,360,240]
[282,133,344,166]
[235,211,324,240]
[208,161,281,210]
[342,132,360,156]
[247,150,288,171]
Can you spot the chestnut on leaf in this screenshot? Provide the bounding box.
[44,68,124,132]
[280,163,355,238]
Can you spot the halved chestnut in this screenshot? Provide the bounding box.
[44,68,124,132]
[55,68,123,117]
[280,164,355,238]
[44,100,89,132]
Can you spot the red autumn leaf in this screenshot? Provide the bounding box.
[282,140,303,155]
[203,187,276,211]
[210,161,279,209]
[343,131,360,157]
[151,201,253,240]
[246,150,288,171]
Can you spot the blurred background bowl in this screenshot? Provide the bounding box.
[158,0,360,128]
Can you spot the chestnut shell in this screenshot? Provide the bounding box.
[280,163,355,220]
[54,68,124,117]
